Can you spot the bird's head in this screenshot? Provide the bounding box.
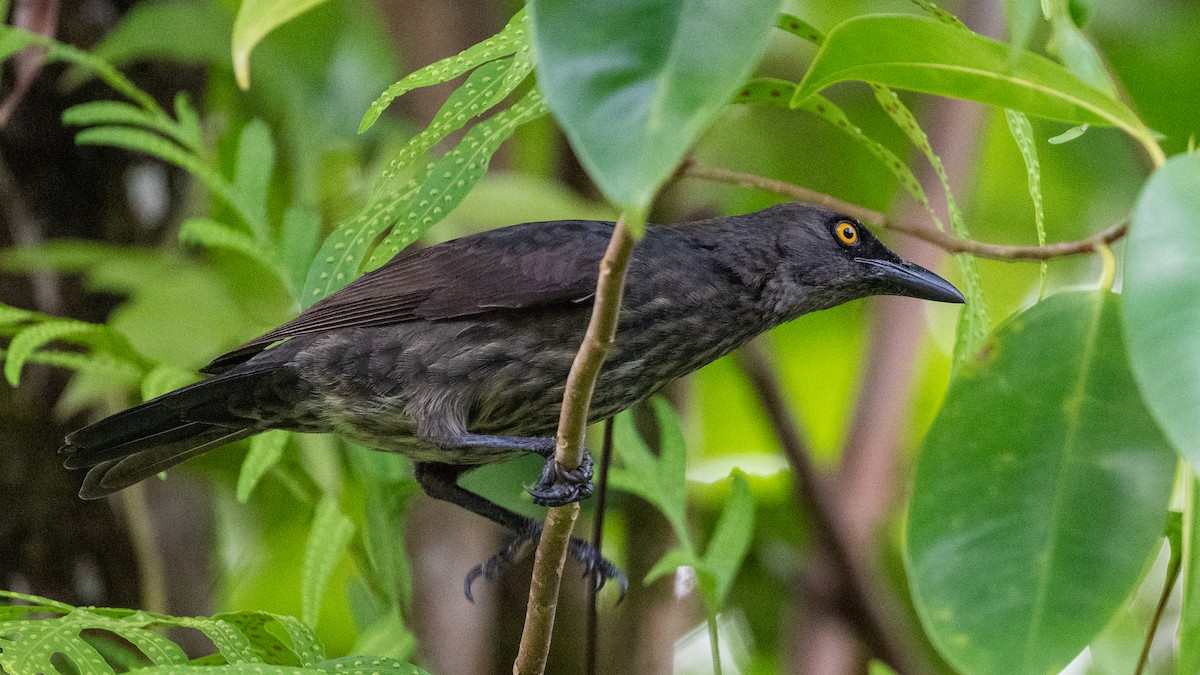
[732,203,965,319]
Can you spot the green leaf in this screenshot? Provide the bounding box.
[231,0,332,90]
[140,364,198,401]
[775,13,824,45]
[237,430,290,503]
[610,400,691,544]
[907,291,1176,675]
[1004,110,1047,295]
[1002,0,1042,60]
[178,218,283,279]
[62,100,197,152]
[732,79,929,211]
[0,592,419,674]
[350,451,419,611]
[1180,478,1200,673]
[362,89,548,270]
[0,302,35,327]
[697,471,755,611]
[302,497,355,628]
[4,319,136,386]
[731,76,796,109]
[232,119,276,240]
[1047,123,1088,144]
[351,611,417,662]
[359,8,528,133]
[84,0,231,73]
[868,84,988,368]
[1123,153,1200,467]
[174,92,203,149]
[792,14,1147,138]
[301,182,418,307]
[1045,0,1113,95]
[644,548,697,586]
[376,52,533,188]
[136,660,429,675]
[529,0,784,214]
[798,93,928,205]
[75,126,262,233]
[280,205,321,296]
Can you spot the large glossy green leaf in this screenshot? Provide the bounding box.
[1123,153,1200,466]
[792,14,1146,138]
[907,291,1176,675]
[529,0,782,214]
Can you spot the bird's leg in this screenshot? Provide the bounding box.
[413,461,625,602]
[430,433,595,508]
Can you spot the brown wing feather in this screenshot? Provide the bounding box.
[201,219,613,374]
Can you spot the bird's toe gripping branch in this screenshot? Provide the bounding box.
[464,518,626,603]
[527,449,594,507]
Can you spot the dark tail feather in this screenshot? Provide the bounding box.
[63,368,276,499]
[78,427,256,499]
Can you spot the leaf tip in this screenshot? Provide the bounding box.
[233,50,251,91]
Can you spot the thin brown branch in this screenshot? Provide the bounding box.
[514,214,639,675]
[682,163,1128,261]
[1136,543,1181,675]
[735,340,927,675]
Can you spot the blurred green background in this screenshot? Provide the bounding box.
[0,0,1194,673]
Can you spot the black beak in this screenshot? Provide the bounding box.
[854,258,965,304]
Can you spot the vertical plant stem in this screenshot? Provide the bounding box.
[585,418,615,675]
[708,614,724,675]
[1136,539,1181,675]
[513,211,642,674]
[120,482,168,614]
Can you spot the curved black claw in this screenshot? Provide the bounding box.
[570,537,628,603]
[527,451,594,507]
[464,529,538,603]
[461,519,627,603]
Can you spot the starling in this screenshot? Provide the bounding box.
[61,203,964,594]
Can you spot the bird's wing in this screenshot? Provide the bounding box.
[201,220,613,373]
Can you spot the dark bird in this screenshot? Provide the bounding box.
[61,203,963,594]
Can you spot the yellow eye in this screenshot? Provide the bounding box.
[835,221,859,245]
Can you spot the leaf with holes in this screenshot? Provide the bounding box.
[301,182,419,306]
[376,52,533,189]
[775,12,824,45]
[1004,110,1047,294]
[907,291,1175,675]
[870,84,989,367]
[359,8,529,133]
[362,89,548,270]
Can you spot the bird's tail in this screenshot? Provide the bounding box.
[61,368,275,499]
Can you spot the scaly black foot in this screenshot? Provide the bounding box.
[464,519,627,603]
[527,450,594,507]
